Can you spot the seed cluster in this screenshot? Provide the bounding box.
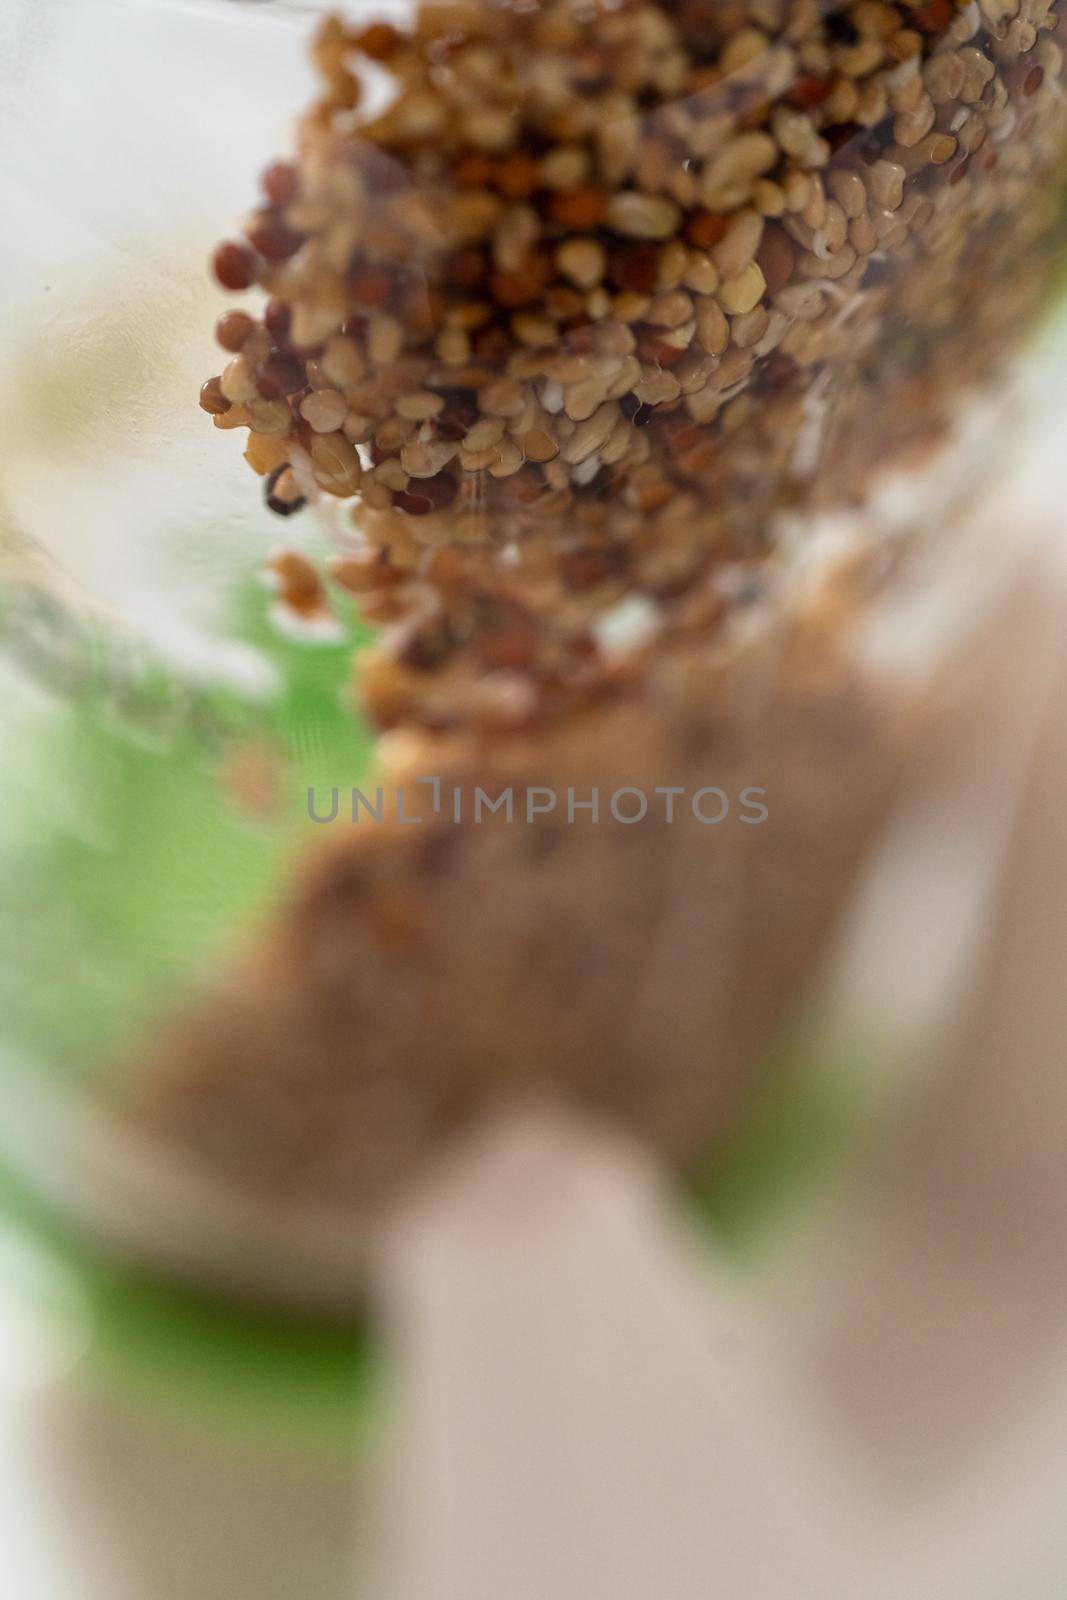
[202,0,1067,731]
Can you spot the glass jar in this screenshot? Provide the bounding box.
[1,0,1066,1318]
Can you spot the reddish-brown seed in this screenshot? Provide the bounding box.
[472,325,512,364]
[756,224,795,296]
[609,242,659,294]
[494,153,542,198]
[455,153,495,187]
[787,74,832,111]
[262,161,299,206]
[213,241,256,291]
[268,547,321,604]
[199,376,231,415]
[245,207,304,261]
[355,20,400,60]
[549,187,608,230]
[913,0,953,32]
[1025,65,1045,95]
[436,392,480,440]
[394,473,458,515]
[636,332,684,367]
[450,248,488,291]
[492,255,553,307]
[684,209,728,250]
[264,299,293,346]
[352,266,394,307]
[215,310,255,353]
[256,352,308,399]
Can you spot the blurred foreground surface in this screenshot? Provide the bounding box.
[0,547,1066,1598]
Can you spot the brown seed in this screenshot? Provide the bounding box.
[255,352,307,399]
[212,241,255,291]
[351,266,394,307]
[244,207,303,261]
[755,225,795,296]
[608,243,660,294]
[263,299,292,346]
[261,161,299,206]
[268,548,321,608]
[684,210,728,250]
[198,376,230,416]
[354,20,400,60]
[550,188,608,230]
[215,310,255,353]
[494,154,542,198]
[394,472,457,515]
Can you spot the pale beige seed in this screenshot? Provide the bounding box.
[684,255,720,294]
[605,355,643,400]
[867,159,906,211]
[659,319,696,351]
[290,300,344,349]
[463,417,507,452]
[849,212,878,253]
[647,290,694,328]
[371,458,409,493]
[400,438,457,478]
[632,369,682,406]
[488,439,524,478]
[300,389,349,433]
[564,374,611,422]
[435,327,471,366]
[239,328,271,367]
[522,428,559,462]
[459,445,500,472]
[606,191,681,240]
[713,210,765,280]
[343,414,376,444]
[783,171,811,212]
[465,105,515,150]
[828,169,867,219]
[700,131,777,206]
[480,379,526,417]
[556,238,607,289]
[321,335,366,389]
[368,314,404,368]
[716,262,766,315]
[512,313,557,346]
[560,401,620,465]
[894,95,936,148]
[395,391,445,421]
[599,417,635,466]
[731,307,770,350]
[838,37,884,76]
[721,26,768,73]
[310,432,363,496]
[925,51,966,102]
[695,298,730,355]
[247,398,293,435]
[539,145,589,190]
[219,356,259,405]
[585,287,613,320]
[754,179,786,217]
[592,321,636,359]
